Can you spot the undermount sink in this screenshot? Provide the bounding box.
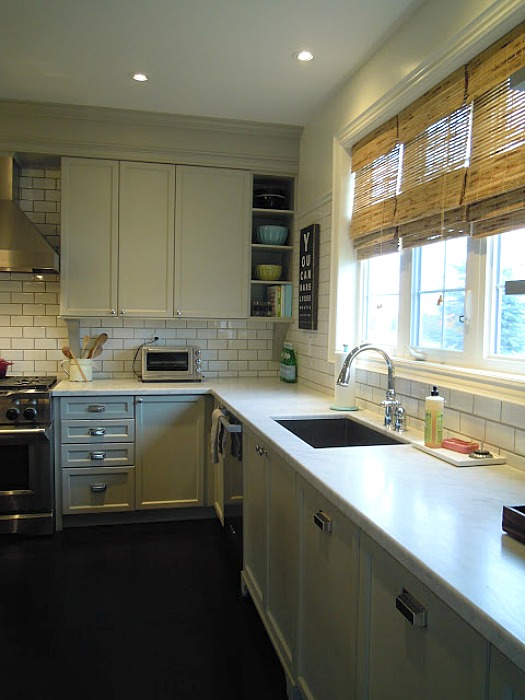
[274,416,405,449]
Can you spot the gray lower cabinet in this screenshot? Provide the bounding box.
[489,648,525,699]
[58,394,205,518]
[357,533,488,699]
[296,476,360,700]
[135,395,205,509]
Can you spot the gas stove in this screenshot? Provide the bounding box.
[0,376,57,425]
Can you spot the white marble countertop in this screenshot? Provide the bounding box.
[53,377,525,671]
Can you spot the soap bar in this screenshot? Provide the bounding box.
[442,438,480,454]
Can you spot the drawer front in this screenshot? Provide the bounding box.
[62,467,135,513]
[60,442,135,468]
[61,419,135,444]
[60,396,135,420]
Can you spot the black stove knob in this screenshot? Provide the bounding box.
[6,407,20,421]
[23,406,38,421]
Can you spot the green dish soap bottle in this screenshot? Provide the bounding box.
[280,342,297,383]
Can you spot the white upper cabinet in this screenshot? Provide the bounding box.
[175,165,250,318]
[61,158,175,318]
[117,161,175,317]
[61,158,119,317]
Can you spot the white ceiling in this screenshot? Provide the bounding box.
[1,0,422,126]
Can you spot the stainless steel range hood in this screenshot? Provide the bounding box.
[0,156,60,273]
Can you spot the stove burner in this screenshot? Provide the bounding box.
[0,376,57,391]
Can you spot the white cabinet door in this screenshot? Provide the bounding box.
[296,476,360,700]
[135,396,205,509]
[267,448,297,676]
[175,165,250,318]
[489,647,525,699]
[358,533,488,700]
[242,428,268,608]
[118,161,175,317]
[61,157,119,316]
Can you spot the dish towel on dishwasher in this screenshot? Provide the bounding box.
[210,407,226,464]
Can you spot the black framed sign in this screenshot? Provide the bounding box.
[298,223,320,330]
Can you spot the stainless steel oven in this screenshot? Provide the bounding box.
[0,376,56,535]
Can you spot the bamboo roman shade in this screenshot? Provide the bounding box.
[466,22,525,238]
[350,118,400,259]
[349,20,525,256]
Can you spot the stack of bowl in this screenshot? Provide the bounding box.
[255,264,282,281]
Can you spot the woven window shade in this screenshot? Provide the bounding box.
[349,129,400,257]
[396,104,470,234]
[467,20,525,102]
[398,206,469,249]
[465,21,525,238]
[465,79,525,204]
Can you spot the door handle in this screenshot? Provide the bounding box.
[90,483,107,493]
[396,589,428,627]
[314,510,333,533]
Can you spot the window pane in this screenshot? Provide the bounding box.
[362,253,400,346]
[491,229,525,358]
[413,238,467,351]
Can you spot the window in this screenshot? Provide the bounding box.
[361,252,400,346]
[488,229,525,358]
[412,237,467,352]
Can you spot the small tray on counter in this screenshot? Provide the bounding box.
[502,505,525,544]
[412,440,506,467]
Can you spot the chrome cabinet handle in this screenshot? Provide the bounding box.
[110,309,116,315]
[120,309,126,315]
[88,405,106,413]
[90,483,107,493]
[90,451,106,461]
[255,444,267,456]
[89,427,106,436]
[396,589,428,628]
[314,510,333,533]
[136,398,143,403]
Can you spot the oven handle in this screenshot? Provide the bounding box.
[0,427,50,440]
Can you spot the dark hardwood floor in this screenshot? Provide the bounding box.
[0,518,288,699]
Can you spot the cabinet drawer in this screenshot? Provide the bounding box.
[60,442,135,468]
[62,467,135,513]
[60,396,134,420]
[60,419,135,444]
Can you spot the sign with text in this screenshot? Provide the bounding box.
[298,223,320,330]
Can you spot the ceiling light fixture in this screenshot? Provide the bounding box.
[294,50,314,62]
[132,72,148,82]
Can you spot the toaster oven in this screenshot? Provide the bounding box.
[141,346,202,382]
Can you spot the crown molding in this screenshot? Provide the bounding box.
[337,0,525,148]
[0,99,303,141]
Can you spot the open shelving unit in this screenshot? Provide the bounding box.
[250,175,295,320]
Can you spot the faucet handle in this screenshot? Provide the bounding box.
[382,388,398,406]
[394,405,407,432]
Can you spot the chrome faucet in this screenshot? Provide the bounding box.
[336,343,405,431]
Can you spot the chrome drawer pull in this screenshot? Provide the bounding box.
[90,483,107,493]
[90,452,106,461]
[314,510,333,533]
[88,405,106,413]
[89,428,106,437]
[396,589,428,628]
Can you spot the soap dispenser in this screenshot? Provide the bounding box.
[424,386,444,448]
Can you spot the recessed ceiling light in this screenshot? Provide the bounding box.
[132,72,148,82]
[294,50,314,62]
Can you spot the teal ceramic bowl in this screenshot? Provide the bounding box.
[256,225,288,246]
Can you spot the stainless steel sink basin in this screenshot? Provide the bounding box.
[274,417,405,449]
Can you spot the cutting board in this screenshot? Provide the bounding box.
[412,440,506,467]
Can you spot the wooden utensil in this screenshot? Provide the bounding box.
[87,332,108,359]
[80,335,91,358]
[62,345,88,382]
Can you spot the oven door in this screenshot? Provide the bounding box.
[0,426,53,531]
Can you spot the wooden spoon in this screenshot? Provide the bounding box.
[80,335,90,358]
[87,332,108,359]
[62,346,88,382]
